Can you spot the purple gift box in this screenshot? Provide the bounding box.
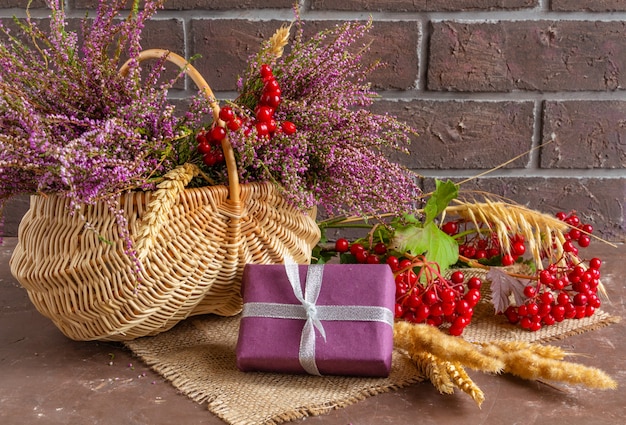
[236,263,395,377]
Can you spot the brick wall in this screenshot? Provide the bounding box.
[1,0,625,241]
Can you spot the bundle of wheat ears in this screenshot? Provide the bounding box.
[393,321,617,408]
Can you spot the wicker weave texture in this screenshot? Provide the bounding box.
[10,179,320,341]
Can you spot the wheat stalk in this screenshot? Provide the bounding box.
[266,24,292,60]
[446,361,485,407]
[394,321,504,373]
[404,349,485,406]
[477,341,617,389]
[409,351,455,394]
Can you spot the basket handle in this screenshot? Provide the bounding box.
[119,49,241,203]
[119,50,242,260]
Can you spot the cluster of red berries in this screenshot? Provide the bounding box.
[442,220,526,266]
[196,106,241,166]
[395,268,482,336]
[502,211,602,331]
[252,64,297,139]
[334,238,482,336]
[195,64,296,166]
[557,211,594,254]
[504,257,602,331]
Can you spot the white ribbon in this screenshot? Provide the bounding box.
[241,263,394,376]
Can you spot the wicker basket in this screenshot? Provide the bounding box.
[9,50,321,341]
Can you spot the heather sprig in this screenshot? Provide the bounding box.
[0,1,212,261]
[231,18,421,218]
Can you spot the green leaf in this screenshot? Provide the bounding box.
[310,242,336,264]
[392,221,459,271]
[339,252,358,264]
[424,179,459,224]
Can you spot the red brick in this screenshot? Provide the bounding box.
[542,101,626,169]
[551,1,626,11]
[429,21,626,92]
[373,100,534,169]
[311,0,536,12]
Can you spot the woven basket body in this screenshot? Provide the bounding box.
[10,181,319,341]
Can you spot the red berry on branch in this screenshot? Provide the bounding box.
[255,122,270,137]
[266,119,278,134]
[464,288,481,306]
[577,234,591,247]
[441,221,458,235]
[196,130,208,145]
[355,250,369,263]
[422,290,438,306]
[526,302,539,316]
[350,243,364,256]
[569,228,581,241]
[501,254,515,266]
[415,304,430,322]
[218,106,235,123]
[260,64,273,79]
[334,238,349,253]
[210,126,227,142]
[255,106,274,123]
[440,288,456,303]
[539,270,554,285]
[523,285,537,298]
[405,270,418,285]
[213,149,225,164]
[450,271,465,285]
[540,291,555,305]
[260,92,281,109]
[203,151,218,166]
[394,304,404,318]
[589,257,602,270]
[386,255,400,271]
[264,79,280,92]
[366,254,380,264]
[373,242,388,255]
[467,277,482,290]
[475,249,488,260]
[197,140,212,155]
[227,117,242,131]
[281,121,297,135]
[512,241,526,256]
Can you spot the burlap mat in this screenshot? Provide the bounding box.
[125,296,619,425]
